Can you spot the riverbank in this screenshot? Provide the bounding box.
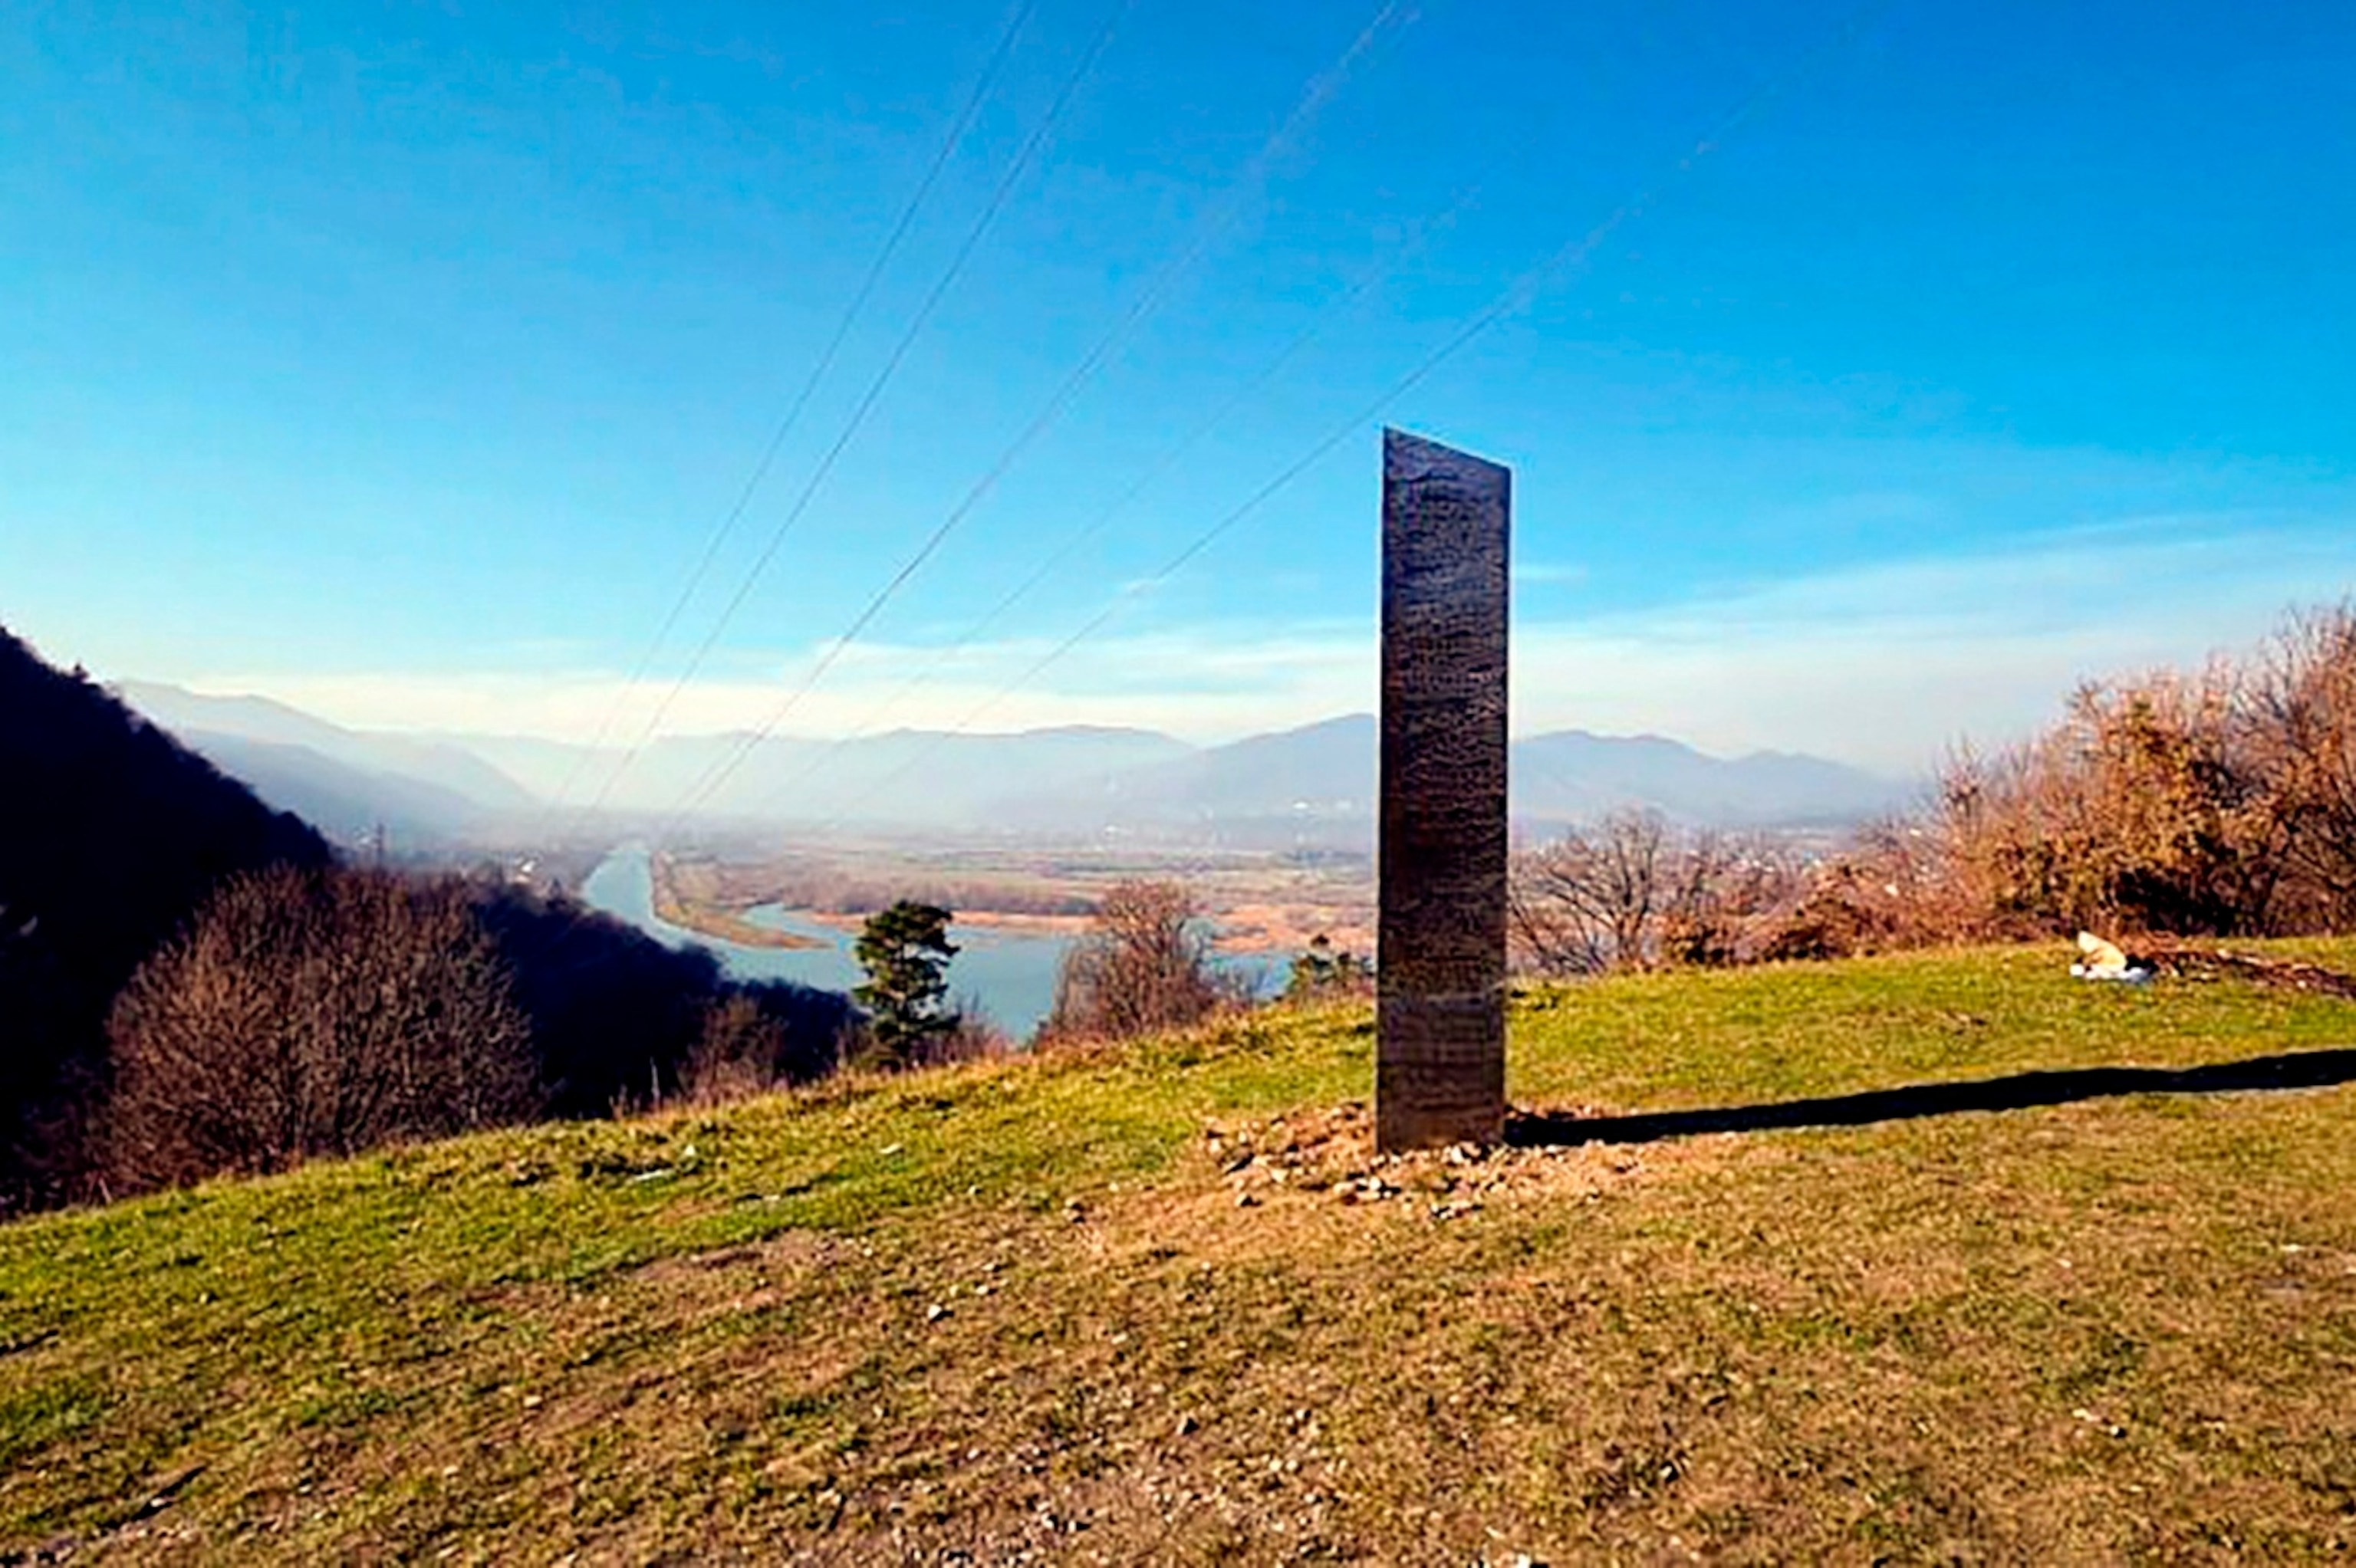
[648,853,824,951]
[650,844,1374,959]
[797,906,1088,940]
[583,847,1285,1038]
[795,904,1373,957]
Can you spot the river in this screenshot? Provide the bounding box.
[579,846,1284,1040]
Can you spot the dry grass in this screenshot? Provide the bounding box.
[5,943,2355,1562]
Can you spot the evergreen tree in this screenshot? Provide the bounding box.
[852,901,959,1064]
[1285,933,1371,1000]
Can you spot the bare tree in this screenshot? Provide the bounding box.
[104,865,539,1189]
[1041,880,1241,1044]
[2252,603,2356,928]
[1510,813,1811,975]
[1509,810,1670,975]
[681,993,790,1106]
[1658,830,1807,967]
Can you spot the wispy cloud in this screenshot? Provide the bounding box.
[188,517,2354,773]
[1510,520,2356,768]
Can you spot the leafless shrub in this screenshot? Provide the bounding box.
[1515,605,2356,971]
[679,983,874,1105]
[1511,811,1807,975]
[1041,881,1244,1044]
[1890,653,2292,942]
[1755,602,2356,954]
[1657,830,1808,968]
[909,994,1013,1068]
[1955,667,2275,935]
[2249,604,2356,929]
[103,865,539,1189]
[681,993,790,1106]
[1509,810,1666,975]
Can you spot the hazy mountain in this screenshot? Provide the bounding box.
[420,731,782,823]
[118,682,1190,840]
[116,680,1899,844]
[996,714,1904,844]
[992,715,1373,840]
[775,725,1193,827]
[119,683,535,820]
[1512,731,1909,828]
[170,729,501,846]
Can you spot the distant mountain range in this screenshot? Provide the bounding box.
[116,683,536,846]
[117,682,1910,848]
[995,715,1907,846]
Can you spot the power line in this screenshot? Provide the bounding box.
[787,0,1895,833]
[538,1,1041,829]
[660,0,1420,827]
[736,14,1677,817]
[499,2,1125,975]
[747,167,1500,817]
[576,0,1134,824]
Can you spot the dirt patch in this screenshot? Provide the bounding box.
[630,1228,840,1284]
[1088,1102,1710,1271]
[2147,943,2356,999]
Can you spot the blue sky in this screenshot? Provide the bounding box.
[4,0,2352,772]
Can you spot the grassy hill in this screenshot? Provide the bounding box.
[5,945,2355,1562]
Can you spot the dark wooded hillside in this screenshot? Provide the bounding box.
[0,626,328,1208]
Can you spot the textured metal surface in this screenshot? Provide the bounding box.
[1377,428,1510,1152]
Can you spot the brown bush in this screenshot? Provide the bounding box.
[1041,881,1242,1044]
[911,995,1014,1068]
[1743,808,1991,962]
[1657,830,1808,968]
[103,865,539,1189]
[1762,667,2294,958]
[1758,602,2356,954]
[681,994,791,1106]
[2249,606,2356,929]
[1936,666,2282,937]
[1510,604,2356,972]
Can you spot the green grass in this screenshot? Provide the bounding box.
[5,942,2356,1562]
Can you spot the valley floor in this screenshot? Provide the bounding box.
[5,945,2355,1563]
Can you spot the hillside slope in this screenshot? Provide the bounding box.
[5,945,2354,1561]
[0,630,327,1209]
[116,683,535,817]
[165,729,501,846]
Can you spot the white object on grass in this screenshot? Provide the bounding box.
[2070,930,2153,984]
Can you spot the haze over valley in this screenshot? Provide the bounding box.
[119,679,1907,853]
